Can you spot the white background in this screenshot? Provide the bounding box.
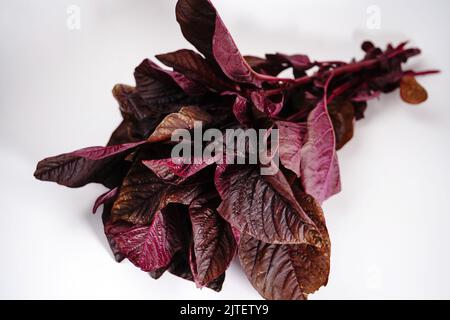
[1,0,450,299]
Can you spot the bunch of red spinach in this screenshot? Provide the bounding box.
[34,0,437,299]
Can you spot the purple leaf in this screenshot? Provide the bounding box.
[147,106,212,143]
[107,211,182,272]
[276,121,307,177]
[142,158,211,184]
[280,54,311,70]
[93,187,119,214]
[300,100,341,203]
[176,0,260,86]
[231,227,241,246]
[34,152,129,189]
[71,141,146,160]
[239,234,329,300]
[244,55,290,76]
[132,59,205,120]
[111,159,203,224]
[221,93,251,126]
[328,99,355,150]
[156,49,232,91]
[250,91,284,117]
[266,53,312,77]
[102,202,126,263]
[135,58,205,98]
[238,192,330,300]
[188,192,236,286]
[112,84,140,118]
[169,248,226,292]
[215,165,324,246]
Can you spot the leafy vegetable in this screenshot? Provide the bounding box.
[34,0,438,300]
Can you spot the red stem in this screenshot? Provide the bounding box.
[403,69,440,77]
[258,45,439,106]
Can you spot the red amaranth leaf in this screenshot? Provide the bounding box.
[147,106,212,143]
[71,141,146,160]
[34,152,129,189]
[300,100,341,203]
[238,234,328,300]
[277,121,307,176]
[328,99,355,150]
[33,116,145,189]
[250,91,284,117]
[112,84,140,118]
[102,201,126,263]
[156,49,232,91]
[225,93,251,126]
[176,0,261,86]
[131,59,205,120]
[135,58,205,99]
[143,157,212,184]
[239,192,330,300]
[215,165,324,246]
[169,249,226,292]
[111,159,203,224]
[107,210,183,272]
[266,53,312,77]
[244,55,289,76]
[93,187,119,214]
[188,192,236,286]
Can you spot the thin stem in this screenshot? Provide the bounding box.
[327,81,356,104]
[253,71,295,83]
[262,46,437,99]
[403,69,440,77]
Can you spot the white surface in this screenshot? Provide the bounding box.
[1,0,450,299]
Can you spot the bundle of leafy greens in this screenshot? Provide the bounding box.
[34,0,437,299]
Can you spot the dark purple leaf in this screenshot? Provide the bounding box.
[277,121,307,177]
[188,191,236,286]
[142,157,211,184]
[108,118,150,144]
[135,58,205,98]
[215,165,324,246]
[106,209,184,272]
[176,0,260,86]
[71,141,146,160]
[300,100,341,203]
[34,152,129,189]
[266,53,312,77]
[353,101,368,120]
[102,201,126,263]
[156,49,233,91]
[111,159,203,224]
[112,84,140,118]
[93,187,119,214]
[244,55,289,76]
[328,99,355,150]
[169,249,226,292]
[147,106,212,143]
[222,93,252,126]
[238,192,330,300]
[250,91,284,117]
[131,59,204,120]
